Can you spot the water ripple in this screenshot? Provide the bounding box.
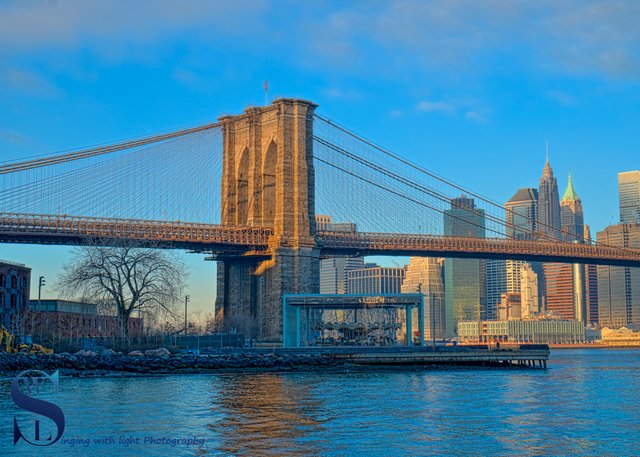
[1,349,639,456]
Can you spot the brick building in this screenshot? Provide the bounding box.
[0,260,31,331]
[29,299,143,338]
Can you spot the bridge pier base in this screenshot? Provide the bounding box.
[215,247,319,343]
[215,259,260,335]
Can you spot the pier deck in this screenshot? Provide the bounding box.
[202,345,550,368]
[329,347,548,368]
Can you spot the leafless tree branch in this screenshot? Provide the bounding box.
[56,238,188,336]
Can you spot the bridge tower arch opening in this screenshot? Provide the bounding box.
[215,99,320,343]
[262,140,277,225]
[236,147,250,226]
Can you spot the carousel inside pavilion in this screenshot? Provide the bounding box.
[282,294,425,348]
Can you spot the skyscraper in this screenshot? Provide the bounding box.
[401,257,445,340]
[504,188,543,312]
[485,259,506,321]
[520,263,539,318]
[544,262,582,320]
[560,174,584,242]
[536,151,561,316]
[537,149,562,240]
[619,171,640,224]
[506,188,538,240]
[320,257,365,294]
[444,196,486,337]
[584,225,599,324]
[545,175,588,322]
[597,224,640,327]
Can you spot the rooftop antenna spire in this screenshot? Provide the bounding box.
[546,141,549,163]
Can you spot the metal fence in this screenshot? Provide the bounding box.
[50,333,245,353]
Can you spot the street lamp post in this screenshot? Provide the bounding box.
[38,276,46,308]
[184,295,190,334]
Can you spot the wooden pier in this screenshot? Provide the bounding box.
[322,345,549,368]
[207,344,550,369]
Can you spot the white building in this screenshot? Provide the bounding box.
[600,325,640,345]
[458,318,586,344]
[401,257,445,340]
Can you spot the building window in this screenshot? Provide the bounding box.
[11,275,17,289]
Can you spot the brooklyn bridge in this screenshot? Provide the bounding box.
[1,98,639,341]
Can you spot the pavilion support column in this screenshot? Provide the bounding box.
[417,300,425,347]
[406,306,413,346]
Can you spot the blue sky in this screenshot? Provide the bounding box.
[1,0,639,313]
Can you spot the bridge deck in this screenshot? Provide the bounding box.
[1,212,639,267]
[0,212,273,252]
[317,231,640,267]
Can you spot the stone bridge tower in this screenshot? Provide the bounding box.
[215,98,320,343]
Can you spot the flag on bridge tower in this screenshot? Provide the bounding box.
[264,80,268,105]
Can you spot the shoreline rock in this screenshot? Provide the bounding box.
[0,350,343,376]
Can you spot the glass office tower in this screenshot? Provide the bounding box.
[619,171,640,224]
[444,196,486,337]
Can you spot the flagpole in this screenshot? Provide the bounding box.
[264,80,269,106]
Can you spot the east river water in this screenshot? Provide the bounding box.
[1,349,639,456]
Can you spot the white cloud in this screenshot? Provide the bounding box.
[0,0,268,60]
[0,128,31,145]
[1,0,638,107]
[309,0,640,81]
[172,68,211,91]
[416,100,454,113]
[0,68,61,97]
[547,90,578,106]
[464,110,489,124]
[2,0,638,83]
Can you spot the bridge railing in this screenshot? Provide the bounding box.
[0,212,273,247]
[316,230,640,267]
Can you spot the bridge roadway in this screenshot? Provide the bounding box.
[317,231,640,267]
[0,212,272,254]
[1,212,640,267]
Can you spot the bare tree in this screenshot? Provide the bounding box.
[56,239,187,336]
[187,311,217,334]
[205,311,220,333]
[216,307,257,337]
[16,307,40,338]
